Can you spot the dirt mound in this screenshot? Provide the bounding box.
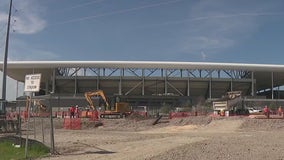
[98,116,214,132]
[170,116,212,126]
[99,119,159,131]
[127,113,148,121]
[240,118,284,131]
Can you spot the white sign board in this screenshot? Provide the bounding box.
[24,74,42,92]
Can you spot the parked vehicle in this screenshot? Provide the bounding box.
[247,107,262,114]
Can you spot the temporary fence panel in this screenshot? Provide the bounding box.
[89,111,99,121]
[169,112,190,119]
[63,118,81,130]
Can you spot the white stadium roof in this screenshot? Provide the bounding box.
[1,61,284,83]
[2,61,284,71]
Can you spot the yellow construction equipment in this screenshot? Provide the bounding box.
[84,90,132,118]
[25,96,47,113]
[84,90,110,110]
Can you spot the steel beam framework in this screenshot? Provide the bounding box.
[51,67,255,99]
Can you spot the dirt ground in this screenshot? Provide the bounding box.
[35,116,284,160]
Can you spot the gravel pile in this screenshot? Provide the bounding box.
[240,118,284,131]
[170,116,212,126]
[148,118,284,160]
[147,132,284,160]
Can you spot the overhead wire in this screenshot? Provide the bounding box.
[0,3,10,50]
[137,11,284,29]
[10,4,18,33]
[54,0,105,13]
[49,0,183,26]
[0,3,18,50]
[0,23,6,49]
[5,0,106,31]
[0,22,7,34]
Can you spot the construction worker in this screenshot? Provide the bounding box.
[278,106,283,116]
[220,109,225,116]
[69,105,75,118]
[75,105,79,118]
[263,105,270,119]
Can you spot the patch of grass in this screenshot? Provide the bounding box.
[0,136,49,160]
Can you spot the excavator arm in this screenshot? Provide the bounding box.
[84,90,110,110]
[25,96,47,112]
[35,100,47,111]
[25,96,31,112]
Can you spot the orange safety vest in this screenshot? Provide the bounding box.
[263,107,268,113]
[70,106,75,112]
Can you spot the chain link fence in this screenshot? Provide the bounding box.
[0,99,56,153]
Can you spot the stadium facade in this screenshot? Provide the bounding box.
[1,61,284,110]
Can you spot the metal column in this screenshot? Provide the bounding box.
[271,72,274,99]
[187,78,190,97]
[52,69,56,93]
[119,69,123,95]
[164,69,168,94]
[74,69,77,96]
[209,72,212,99]
[230,78,233,91]
[45,81,49,95]
[142,69,145,96]
[251,71,255,96]
[96,69,100,90]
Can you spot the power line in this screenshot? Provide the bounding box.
[50,0,182,26]
[0,2,17,49]
[55,0,105,13]
[0,22,8,49]
[0,23,7,34]
[137,11,284,29]
[8,3,20,33]
[0,39,5,48]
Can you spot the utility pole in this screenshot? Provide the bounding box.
[1,0,12,116]
[49,92,55,154]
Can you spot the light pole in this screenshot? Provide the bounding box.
[1,0,12,117]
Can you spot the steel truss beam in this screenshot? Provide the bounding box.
[56,67,251,79]
[54,67,254,97]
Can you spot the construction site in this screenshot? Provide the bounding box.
[44,116,284,160]
[2,108,284,160]
[1,0,284,158]
[1,61,284,159]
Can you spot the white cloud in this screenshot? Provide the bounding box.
[0,0,53,101]
[12,14,46,34]
[0,0,46,34]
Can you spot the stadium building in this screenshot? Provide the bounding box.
[1,61,284,113]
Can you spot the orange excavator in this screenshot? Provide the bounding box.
[84,89,110,111]
[84,90,131,118]
[23,96,48,119]
[25,96,47,113]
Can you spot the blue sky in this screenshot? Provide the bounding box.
[1,0,284,63]
[1,0,284,100]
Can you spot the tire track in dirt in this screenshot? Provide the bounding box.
[39,118,245,160]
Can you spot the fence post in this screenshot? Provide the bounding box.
[49,93,55,154]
